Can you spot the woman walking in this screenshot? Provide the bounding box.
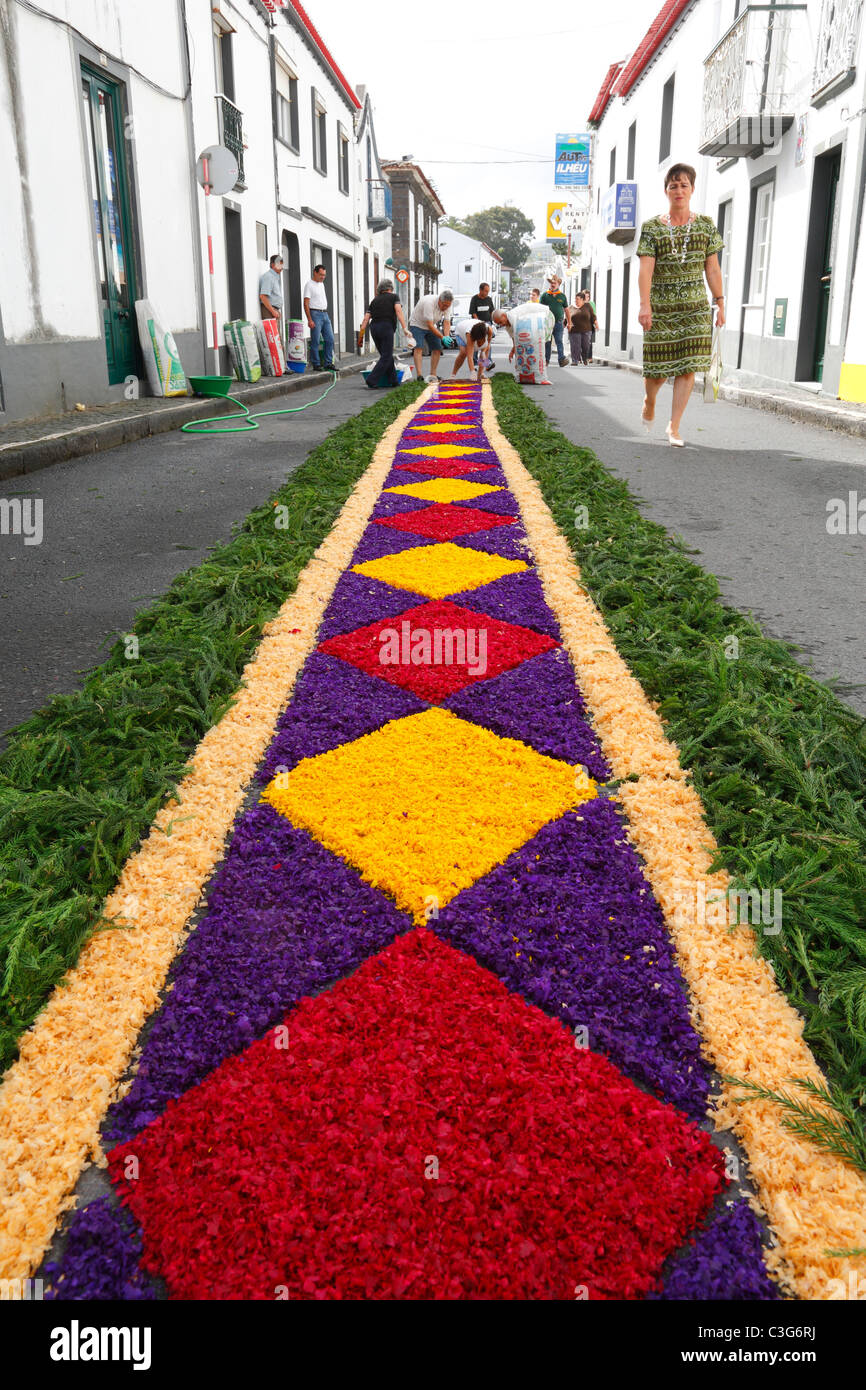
[567,292,597,366]
[358,279,410,388]
[637,163,725,445]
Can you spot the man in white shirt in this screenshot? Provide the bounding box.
[302,264,334,371]
[408,289,454,383]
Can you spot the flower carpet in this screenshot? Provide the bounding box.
[3,381,865,1300]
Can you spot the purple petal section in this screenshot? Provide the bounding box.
[351,526,431,564]
[259,651,424,780]
[317,571,423,642]
[106,803,411,1145]
[452,528,534,562]
[372,492,435,518]
[433,799,711,1119]
[650,1200,779,1300]
[453,490,520,517]
[456,570,561,639]
[446,648,609,777]
[44,1198,158,1301]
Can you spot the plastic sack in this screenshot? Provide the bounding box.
[224,320,262,382]
[513,305,554,385]
[254,319,285,377]
[285,318,306,375]
[703,328,722,403]
[135,300,188,397]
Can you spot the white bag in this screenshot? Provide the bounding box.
[224,320,262,382]
[703,328,722,403]
[513,305,554,385]
[135,299,188,397]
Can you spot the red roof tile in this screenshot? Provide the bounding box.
[287,0,362,110]
[588,62,623,125]
[614,0,694,98]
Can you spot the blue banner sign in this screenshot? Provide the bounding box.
[555,133,591,188]
[601,182,638,242]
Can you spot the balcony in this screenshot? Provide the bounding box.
[699,5,808,157]
[812,0,864,106]
[216,94,245,189]
[367,179,392,230]
[417,240,441,275]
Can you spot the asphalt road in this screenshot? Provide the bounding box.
[0,374,380,740]
[494,346,865,715]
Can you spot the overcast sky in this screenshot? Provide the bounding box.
[317,0,654,241]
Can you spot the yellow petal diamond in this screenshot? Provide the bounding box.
[405,422,476,434]
[352,541,526,598]
[262,708,597,922]
[400,444,489,458]
[385,478,500,503]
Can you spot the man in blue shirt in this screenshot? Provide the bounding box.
[259,254,284,321]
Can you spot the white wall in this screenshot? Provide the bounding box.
[581,0,866,390]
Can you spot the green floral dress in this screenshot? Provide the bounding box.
[636,214,723,378]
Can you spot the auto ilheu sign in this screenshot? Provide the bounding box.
[554,133,591,188]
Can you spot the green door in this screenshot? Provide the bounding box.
[81,65,138,384]
[813,153,840,384]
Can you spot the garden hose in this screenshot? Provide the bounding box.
[181,370,338,435]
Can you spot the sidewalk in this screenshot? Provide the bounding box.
[589,348,866,439]
[0,356,369,482]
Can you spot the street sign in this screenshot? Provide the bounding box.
[601,182,638,244]
[195,145,238,196]
[555,133,591,188]
[396,268,410,284]
[546,203,587,239]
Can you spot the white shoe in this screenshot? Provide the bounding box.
[665,423,685,447]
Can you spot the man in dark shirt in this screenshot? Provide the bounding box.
[469,282,495,323]
[540,275,569,366]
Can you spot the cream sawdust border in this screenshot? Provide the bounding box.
[481,383,866,1300]
[0,386,435,1279]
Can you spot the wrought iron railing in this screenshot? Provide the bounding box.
[367,179,392,227]
[812,0,864,104]
[699,5,808,155]
[217,94,245,187]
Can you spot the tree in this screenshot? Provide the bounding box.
[444,206,535,268]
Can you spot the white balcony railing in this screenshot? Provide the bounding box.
[699,4,808,157]
[812,0,864,105]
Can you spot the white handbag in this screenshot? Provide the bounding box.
[703,328,722,403]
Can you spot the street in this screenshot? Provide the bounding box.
[490,344,865,714]
[0,377,374,739]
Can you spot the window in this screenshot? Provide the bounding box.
[338,125,349,194]
[659,75,675,163]
[749,183,773,301]
[464,262,472,273]
[256,221,268,260]
[213,24,235,103]
[609,146,616,187]
[717,198,732,286]
[627,122,636,180]
[311,90,327,175]
[275,62,298,149]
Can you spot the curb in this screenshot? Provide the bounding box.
[590,355,866,439]
[0,362,367,482]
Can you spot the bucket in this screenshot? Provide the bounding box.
[187,375,235,398]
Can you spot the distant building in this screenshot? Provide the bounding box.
[582,0,866,402]
[380,162,445,310]
[438,228,504,306]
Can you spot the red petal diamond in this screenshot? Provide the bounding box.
[318,599,557,702]
[109,929,725,1300]
[375,503,515,542]
[394,457,497,477]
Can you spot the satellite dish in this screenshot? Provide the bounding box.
[195,145,239,196]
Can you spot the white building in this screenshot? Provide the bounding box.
[581,0,866,403]
[438,228,504,307]
[0,0,392,423]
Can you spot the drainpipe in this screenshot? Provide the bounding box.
[177,0,208,372]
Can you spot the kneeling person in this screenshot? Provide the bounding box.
[450,318,492,382]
